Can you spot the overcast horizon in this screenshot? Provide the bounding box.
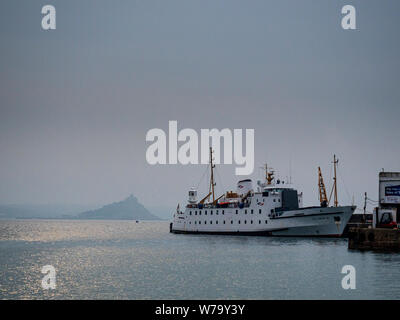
[1,0,399,214]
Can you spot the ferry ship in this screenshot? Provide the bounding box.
[170,149,356,237]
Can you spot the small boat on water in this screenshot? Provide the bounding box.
[170,149,355,237]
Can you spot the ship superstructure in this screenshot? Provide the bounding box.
[171,148,355,237]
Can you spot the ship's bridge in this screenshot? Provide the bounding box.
[263,186,295,191]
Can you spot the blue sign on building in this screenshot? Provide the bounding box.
[385,185,400,197]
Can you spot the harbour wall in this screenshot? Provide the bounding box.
[348,227,400,251]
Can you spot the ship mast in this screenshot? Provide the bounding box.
[333,154,338,207]
[264,163,268,182]
[328,155,339,207]
[209,147,216,203]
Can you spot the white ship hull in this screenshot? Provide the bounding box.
[171,205,355,237]
[171,153,356,237]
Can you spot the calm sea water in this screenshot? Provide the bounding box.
[1,219,400,299]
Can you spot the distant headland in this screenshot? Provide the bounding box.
[0,195,161,220]
[77,194,160,220]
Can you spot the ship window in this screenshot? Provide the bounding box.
[190,211,192,215]
[271,209,274,213]
[223,221,225,224]
[273,199,276,202]
[195,211,197,215]
[245,210,247,214]
[244,220,247,224]
[204,221,207,224]
[210,211,213,215]
[216,220,218,224]
[195,221,197,224]
[231,220,233,224]
[251,209,253,214]
[259,220,261,224]
[278,199,280,202]
[216,211,218,215]
[251,220,253,224]
[236,210,238,214]
[222,210,224,214]
[259,209,261,214]
[199,211,202,216]
[199,221,201,224]
[210,221,212,224]
[189,221,191,224]
[238,220,241,224]
[265,220,268,224]
[205,210,207,215]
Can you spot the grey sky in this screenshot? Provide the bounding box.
[0,0,399,213]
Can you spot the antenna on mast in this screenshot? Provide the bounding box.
[333,155,339,207]
[264,163,268,181]
[328,155,339,207]
[209,147,216,203]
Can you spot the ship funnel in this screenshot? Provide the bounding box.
[236,179,253,197]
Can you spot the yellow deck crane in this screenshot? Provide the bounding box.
[318,155,339,208]
[318,166,328,207]
[199,192,212,204]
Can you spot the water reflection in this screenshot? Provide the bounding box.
[0,220,399,299]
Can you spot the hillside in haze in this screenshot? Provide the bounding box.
[0,204,94,219]
[77,194,160,220]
